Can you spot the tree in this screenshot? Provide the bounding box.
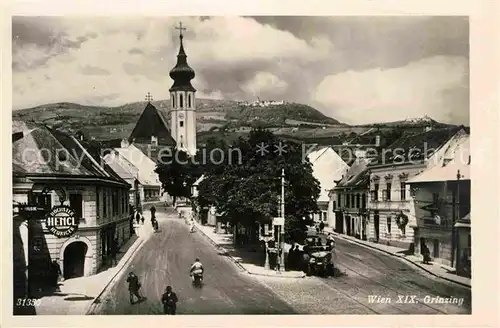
[155,148,201,207]
[196,128,320,244]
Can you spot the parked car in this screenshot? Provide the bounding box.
[305,245,335,277]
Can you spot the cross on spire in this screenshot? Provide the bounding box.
[175,21,186,38]
[145,92,153,102]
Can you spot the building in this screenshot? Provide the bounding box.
[168,25,198,156]
[307,146,349,225]
[103,147,142,209]
[366,126,468,249]
[406,133,470,273]
[331,156,371,239]
[12,122,132,300]
[109,140,163,204]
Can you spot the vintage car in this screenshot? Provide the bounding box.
[304,245,335,277]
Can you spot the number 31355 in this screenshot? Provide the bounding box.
[16,298,41,306]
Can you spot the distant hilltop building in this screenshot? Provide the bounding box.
[238,99,286,107]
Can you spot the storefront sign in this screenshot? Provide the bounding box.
[273,217,284,226]
[45,205,79,238]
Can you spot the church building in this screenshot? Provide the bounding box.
[110,23,198,207]
[127,22,198,158]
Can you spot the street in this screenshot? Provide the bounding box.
[92,207,471,315]
[91,207,295,315]
[259,232,472,314]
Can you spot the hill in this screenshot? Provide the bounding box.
[12,98,346,140]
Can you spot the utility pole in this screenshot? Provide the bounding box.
[280,168,285,271]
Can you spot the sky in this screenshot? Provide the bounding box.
[12,16,469,125]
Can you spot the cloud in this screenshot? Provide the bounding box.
[241,72,288,97]
[11,16,469,125]
[314,55,469,125]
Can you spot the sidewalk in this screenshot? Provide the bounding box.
[324,227,471,288]
[193,221,305,278]
[34,219,155,315]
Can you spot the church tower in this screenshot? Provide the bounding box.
[169,22,197,156]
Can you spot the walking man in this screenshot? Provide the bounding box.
[126,272,143,304]
[150,206,156,220]
[161,286,178,315]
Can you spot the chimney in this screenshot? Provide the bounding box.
[375,135,380,147]
[121,138,129,148]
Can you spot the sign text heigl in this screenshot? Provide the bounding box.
[45,205,79,238]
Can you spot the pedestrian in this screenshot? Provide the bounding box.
[140,211,145,225]
[150,205,156,220]
[126,272,143,304]
[50,260,62,290]
[319,221,325,234]
[135,210,141,225]
[421,243,431,264]
[287,245,297,270]
[161,285,178,315]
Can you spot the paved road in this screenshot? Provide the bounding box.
[316,233,471,314]
[92,207,296,315]
[257,229,471,314]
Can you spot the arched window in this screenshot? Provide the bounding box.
[180,94,184,108]
[172,94,175,108]
[188,94,192,108]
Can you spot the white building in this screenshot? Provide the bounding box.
[307,146,349,226]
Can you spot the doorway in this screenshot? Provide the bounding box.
[63,242,88,279]
[374,212,380,241]
[335,211,344,234]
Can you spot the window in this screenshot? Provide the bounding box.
[361,193,366,209]
[188,94,192,107]
[373,183,379,201]
[96,187,100,219]
[172,95,175,108]
[387,216,391,234]
[28,192,52,210]
[103,189,107,217]
[346,194,351,208]
[337,194,342,208]
[400,182,406,200]
[69,194,83,221]
[333,201,337,210]
[112,190,119,216]
[180,94,184,108]
[386,183,392,201]
[431,192,439,216]
[351,195,355,208]
[356,194,360,208]
[179,121,184,127]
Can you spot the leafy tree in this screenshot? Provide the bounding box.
[196,128,320,244]
[155,148,201,207]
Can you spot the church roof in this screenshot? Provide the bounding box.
[128,102,176,146]
[169,28,196,92]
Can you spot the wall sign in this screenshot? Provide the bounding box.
[45,205,79,238]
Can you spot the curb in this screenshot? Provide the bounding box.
[194,223,305,279]
[85,237,147,314]
[332,233,471,289]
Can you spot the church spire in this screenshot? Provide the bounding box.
[169,22,196,92]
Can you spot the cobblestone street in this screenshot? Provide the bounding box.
[256,236,471,314]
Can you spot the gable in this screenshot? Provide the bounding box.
[129,102,176,146]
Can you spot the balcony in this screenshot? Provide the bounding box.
[369,200,410,211]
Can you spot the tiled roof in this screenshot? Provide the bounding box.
[335,158,371,189]
[369,126,464,166]
[129,102,176,146]
[12,121,129,185]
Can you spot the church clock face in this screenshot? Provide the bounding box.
[178,113,184,119]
